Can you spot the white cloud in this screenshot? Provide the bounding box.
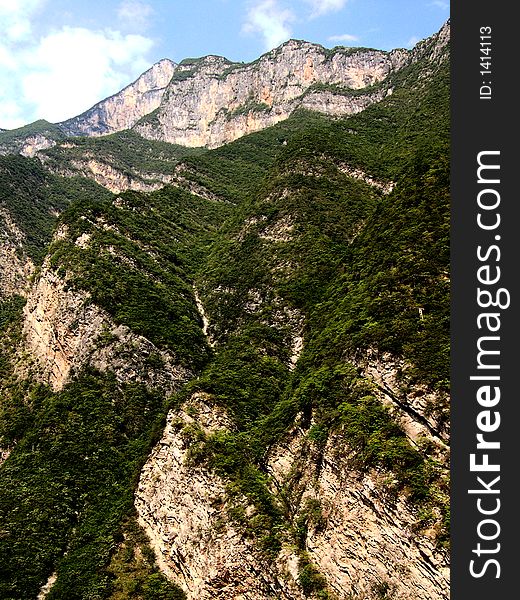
[328,33,359,43]
[20,27,153,123]
[0,5,155,129]
[306,0,348,18]
[431,0,449,10]
[117,0,154,29]
[0,0,44,42]
[407,35,420,48]
[242,0,295,50]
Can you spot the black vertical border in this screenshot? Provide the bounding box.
[451,2,519,598]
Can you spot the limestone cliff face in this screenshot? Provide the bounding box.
[135,43,408,149]
[136,397,449,600]
[22,257,190,392]
[353,349,450,454]
[58,59,176,137]
[42,154,175,194]
[0,208,34,297]
[136,394,306,600]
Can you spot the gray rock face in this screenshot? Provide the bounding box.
[58,59,176,137]
[135,42,410,149]
[0,208,35,297]
[136,398,450,599]
[22,243,191,392]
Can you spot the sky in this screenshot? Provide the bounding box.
[0,0,449,130]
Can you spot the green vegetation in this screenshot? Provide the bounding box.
[0,372,173,600]
[48,185,230,369]
[225,100,270,120]
[0,26,450,598]
[42,129,206,179]
[0,155,111,262]
[107,517,186,600]
[0,119,63,150]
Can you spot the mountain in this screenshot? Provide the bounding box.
[58,59,177,137]
[0,22,449,600]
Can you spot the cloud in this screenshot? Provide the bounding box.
[117,0,154,29]
[22,28,153,123]
[431,0,449,9]
[0,20,155,128]
[407,35,420,48]
[242,0,295,50]
[0,0,45,42]
[328,33,359,43]
[306,0,349,18]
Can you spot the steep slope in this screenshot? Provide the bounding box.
[133,42,407,148]
[57,59,176,137]
[0,22,449,600]
[135,25,450,600]
[0,181,229,599]
[0,155,111,297]
[135,22,448,149]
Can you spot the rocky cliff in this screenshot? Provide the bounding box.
[136,395,449,600]
[22,260,191,392]
[57,59,176,137]
[0,21,450,600]
[0,208,34,297]
[134,43,407,148]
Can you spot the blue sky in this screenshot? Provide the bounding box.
[0,0,449,129]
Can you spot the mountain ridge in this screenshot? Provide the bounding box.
[0,20,450,600]
[0,21,448,154]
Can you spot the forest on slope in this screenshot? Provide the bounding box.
[0,24,449,600]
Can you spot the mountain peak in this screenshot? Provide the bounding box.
[57,58,176,137]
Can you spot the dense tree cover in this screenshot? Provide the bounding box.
[0,155,111,262]
[41,130,206,180]
[0,372,186,599]
[0,30,449,599]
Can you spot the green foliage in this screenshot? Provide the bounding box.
[0,28,450,597]
[41,129,205,180]
[107,517,186,600]
[0,155,111,262]
[226,100,270,120]
[0,372,170,600]
[0,120,63,149]
[47,185,229,369]
[298,554,331,597]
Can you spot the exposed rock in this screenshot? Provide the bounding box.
[0,208,35,297]
[58,59,176,137]
[353,349,450,452]
[135,43,410,149]
[135,394,305,600]
[42,154,173,194]
[36,572,57,600]
[194,287,215,348]
[0,448,11,467]
[18,134,57,158]
[304,441,449,600]
[137,399,449,599]
[0,121,61,157]
[22,266,190,392]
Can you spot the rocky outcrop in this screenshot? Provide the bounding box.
[268,427,449,600]
[17,134,57,158]
[135,44,410,149]
[135,393,305,600]
[353,349,450,453]
[136,398,449,600]
[0,121,62,157]
[0,208,35,297]
[22,264,190,392]
[43,155,174,194]
[58,59,176,137]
